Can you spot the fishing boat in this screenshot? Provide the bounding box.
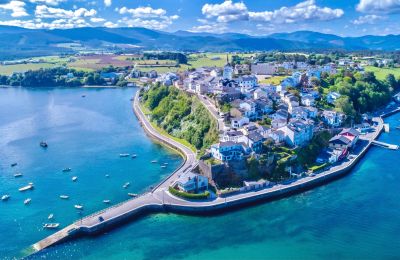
[123,182,130,189]
[103,200,111,204]
[43,223,60,229]
[72,176,78,182]
[119,153,130,157]
[128,193,137,197]
[14,173,23,178]
[24,198,31,205]
[48,214,54,220]
[74,204,83,210]
[131,154,137,158]
[59,195,69,199]
[11,163,17,167]
[40,141,48,148]
[1,195,10,201]
[19,183,34,192]
[151,160,157,163]
[62,168,72,172]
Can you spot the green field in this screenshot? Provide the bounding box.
[259,76,286,85]
[364,66,400,80]
[0,63,56,75]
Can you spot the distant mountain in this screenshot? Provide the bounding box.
[0,26,400,60]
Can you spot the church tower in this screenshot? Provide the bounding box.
[223,54,233,80]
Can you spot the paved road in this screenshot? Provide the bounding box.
[197,94,225,131]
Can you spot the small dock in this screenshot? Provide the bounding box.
[371,140,399,150]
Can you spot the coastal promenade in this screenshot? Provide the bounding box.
[27,92,389,257]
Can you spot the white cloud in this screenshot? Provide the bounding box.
[119,6,166,18]
[35,5,97,19]
[104,21,118,28]
[29,0,65,6]
[117,5,178,30]
[190,23,228,33]
[104,0,112,7]
[249,0,344,24]
[202,1,248,22]
[0,18,91,29]
[352,14,385,25]
[0,1,28,17]
[90,17,106,23]
[356,0,400,14]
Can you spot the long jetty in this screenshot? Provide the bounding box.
[26,93,393,257]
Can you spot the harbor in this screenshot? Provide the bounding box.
[25,91,398,257]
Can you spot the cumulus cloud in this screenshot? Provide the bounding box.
[119,6,166,18]
[0,18,90,29]
[29,0,65,6]
[0,1,28,17]
[356,0,400,14]
[190,23,228,33]
[35,5,97,19]
[90,17,106,23]
[249,0,344,24]
[117,5,179,30]
[104,0,112,7]
[104,21,118,28]
[202,1,248,22]
[352,14,385,25]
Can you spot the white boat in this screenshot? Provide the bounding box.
[14,173,23,178]
[151,160,157,163]
[163,163,168,165]
[62,168,72,172]
[1,195,10,201]
[161,165,167,168]
[131,154,137,158]
[72,176,78,182]
[128,193,137,197]
[59,195,69,199]
[74,204,83,210]
[48,214,54,220]
[103,200,111,204]
[43,223,60,229]
[19,184,34,192]
[123,182,130,189]
[105,174,110,178]
[24,198,31,205]
[119,153,130,157]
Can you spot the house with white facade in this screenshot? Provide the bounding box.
[281,119,314,147]
[231,117,250,128]
[326,92,341,104]
[173,172,208,193]
[210,141,250,161]
[321,110,345,127]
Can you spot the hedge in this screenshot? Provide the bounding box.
[168,187,210,200]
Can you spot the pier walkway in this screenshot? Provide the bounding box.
[27,96,391,257]
[371,140,399,150]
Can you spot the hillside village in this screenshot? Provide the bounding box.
[138,53,400,195]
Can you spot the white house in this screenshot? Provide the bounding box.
[174,172,208,193]
[237,75,258,93]
[210,141,250,161]
[321,110,345,127]
[231,117,250,128]
[281,120,314,147]
[301,94,315,107]
[326,92,341,104]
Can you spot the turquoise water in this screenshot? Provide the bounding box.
[1,87,400,259]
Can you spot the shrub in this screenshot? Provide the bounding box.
[168,187,210,200]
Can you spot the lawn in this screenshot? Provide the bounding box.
[0,63,56,75]
[364,66,400,80]
[259,75,287,85]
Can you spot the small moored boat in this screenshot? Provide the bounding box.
[1,195,10,201]
[161,165,166,168]
[43,223,60,229]
[19,184,34,192]
[48,214,54,220]
[74,204,83,210]
[62,168,72,172]
[103,200,111,204]
[151,160,157,163]
[123,182,130,189]
[128,193,137,197]
[119,153,130,157]
[40,141,48,148]
[72,176,78,182]
[131,154,137,158]
[59,195,69,199]
[105,174,110,178]
[14,173,23,178]
[24,198,31,205]
[11,163,17,167]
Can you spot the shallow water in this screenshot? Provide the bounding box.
[1,87,400,259]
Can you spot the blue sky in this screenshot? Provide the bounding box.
[0,0,399,36]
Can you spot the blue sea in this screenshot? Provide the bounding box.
[1,87,400,259]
